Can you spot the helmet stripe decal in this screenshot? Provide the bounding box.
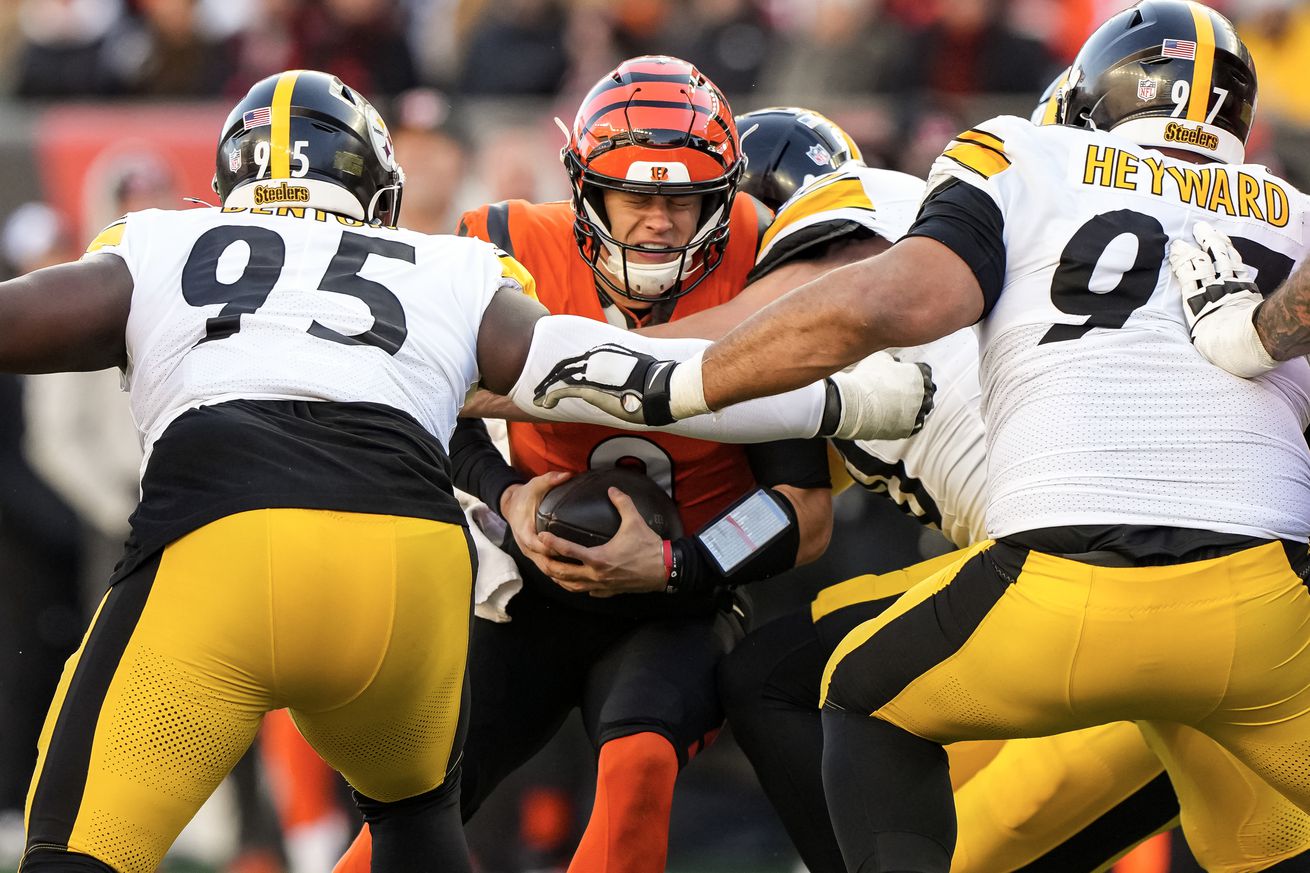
[1186,3,1216,123]
[270,70,301,179]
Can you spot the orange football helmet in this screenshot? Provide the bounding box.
[562,55,743,302]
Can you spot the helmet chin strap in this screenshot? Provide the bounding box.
[598,244,684,297]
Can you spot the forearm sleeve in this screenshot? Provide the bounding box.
[510,314,827,443]
[449,417,526,514]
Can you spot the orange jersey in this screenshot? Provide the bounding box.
[458,196,765,531]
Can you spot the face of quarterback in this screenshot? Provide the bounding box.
[598,189,704,304]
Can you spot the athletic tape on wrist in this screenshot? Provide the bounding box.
[668,351,709,420]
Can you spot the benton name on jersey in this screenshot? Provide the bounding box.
[908,116,1310,542]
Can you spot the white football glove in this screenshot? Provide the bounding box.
[1168,222,1277,377]
[825,352,935,441]
[532,343,677,425]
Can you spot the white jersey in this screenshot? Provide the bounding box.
[922,116,1310,541]
[756,163,988,546]
[753,162,926,278]
[837,331,987,547]
[89,206,526,457]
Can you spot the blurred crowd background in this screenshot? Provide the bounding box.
[2,0,1308,871]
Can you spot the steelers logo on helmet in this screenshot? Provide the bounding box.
[561,55,744,303]
[735,107,862,211]
[1058,0,1256,164]
[212,70,406,227]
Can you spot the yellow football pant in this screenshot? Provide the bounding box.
[24,509,473,873]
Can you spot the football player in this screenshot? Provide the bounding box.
[329,56,919,873]
[718,105,1310,873]
[4,70,924,873]
[531,2,1310,871]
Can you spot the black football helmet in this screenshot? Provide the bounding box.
[735,107,862,212]
[1058,0,1256,163]
[213,70,404,226]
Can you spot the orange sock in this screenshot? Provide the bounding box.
[261,709,338,829]
[331,825,372,873]
[1113,832,1171,873]
[567,732,679,873]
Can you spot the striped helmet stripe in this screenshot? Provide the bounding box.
[1185,2,1216,123]
[270,70,301,179]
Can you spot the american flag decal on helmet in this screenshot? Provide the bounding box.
[242,107,272,130]
[1162,39,1196,60]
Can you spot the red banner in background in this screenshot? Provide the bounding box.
[34,102,228,245]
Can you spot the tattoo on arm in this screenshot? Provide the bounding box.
[1257,267,1310,361]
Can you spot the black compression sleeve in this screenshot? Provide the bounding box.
[904,177,1006,316]
[745,438,831,490]
[448,417,526,515]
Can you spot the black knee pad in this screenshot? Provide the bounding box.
[354,768,461,824]
[20,847,118,873]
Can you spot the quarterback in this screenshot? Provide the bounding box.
[4,71,924,873]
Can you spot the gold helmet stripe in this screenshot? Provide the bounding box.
[1186,3,1216,123]
[270,70,301,179]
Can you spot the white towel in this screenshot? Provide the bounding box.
[458,490,522,622]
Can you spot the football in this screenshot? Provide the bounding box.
[535,468,684,547]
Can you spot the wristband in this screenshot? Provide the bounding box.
[664,539,685,594]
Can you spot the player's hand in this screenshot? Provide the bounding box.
[532,343,677,426]
[1169,221,1263,341]
[823,352,935,441]
[500,471,573,572]
[536,488,668,597]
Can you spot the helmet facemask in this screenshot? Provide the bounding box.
[567,150,740,303]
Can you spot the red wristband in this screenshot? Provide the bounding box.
[662,540,673,581]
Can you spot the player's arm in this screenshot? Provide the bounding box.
[637,236,890,342]
[1171,221,1310,374]
[479,286,931,443]
[698,233,982,410]
[1255,269,1310,361]
[0,253,131,373]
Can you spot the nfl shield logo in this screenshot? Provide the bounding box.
[806,143,831,166]
[1137,78,1157,101]
[229,149,241,172]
